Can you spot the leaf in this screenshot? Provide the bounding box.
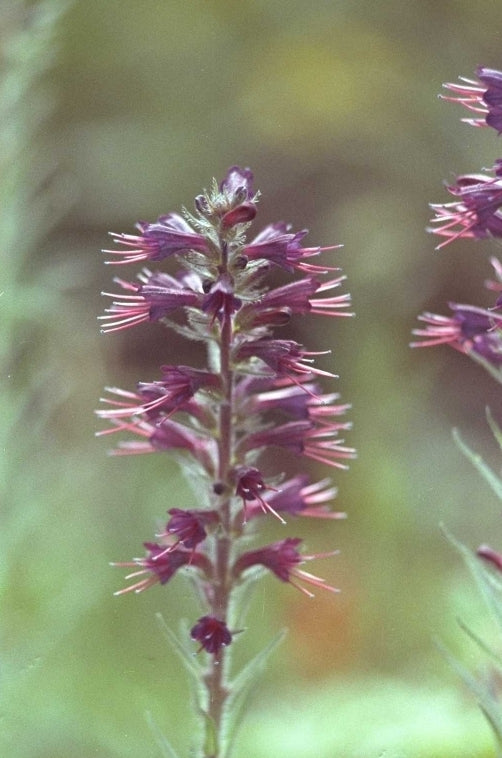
[145,710,182,758]
[155,612,202,682]
[452,428,502,501]
[435,639,502,756]
[222,629,287,758]
[456,616,502,668]
[441,525,502,634]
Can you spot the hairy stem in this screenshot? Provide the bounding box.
[204,239,235,756]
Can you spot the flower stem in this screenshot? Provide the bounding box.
[203,238,235,756]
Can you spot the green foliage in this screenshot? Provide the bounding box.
[445,420,502,756]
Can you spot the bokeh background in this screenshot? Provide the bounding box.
[4,1,502,756]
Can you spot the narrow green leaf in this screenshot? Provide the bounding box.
[230,627,287,693]
[435,639,502,751]
[222,629,287,758]
[452,428,502,501]
[441,525,502,633]
[457,616,502,667]
[145,710,182,758]
[155,612,202,681]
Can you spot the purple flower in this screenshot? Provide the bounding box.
[161,508,219,551]
[244,475,345,520]
[99,270,203,333]
[429,162,502,248]
[441,67,502,133]
[236,276,352,330]
[244,222,341,273]
[411,302,502,367]
[97,416,216,474]
[233,537,339,598]
[234,338,337,382]
[219,165,254,202]
[242,378,351,425]
[202,273,242,325]
[190,615,233,654]
[104,213,210,265]
[111,542,211,595]
[241,419,356,470]
[232,465,283,523]
[96,366,222,420]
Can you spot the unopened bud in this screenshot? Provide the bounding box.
[221,202,257,229]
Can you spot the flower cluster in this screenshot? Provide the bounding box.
[429,68,502,249]
[412,68,502,378]
[97,167,354,746]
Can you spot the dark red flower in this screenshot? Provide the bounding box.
[245,475,345,520]
[232,466,283,523]
[190,615,232,654]
[160,508,219,551]
[111,543,211,595]
[241,419,356,470]
[233,538,339,598]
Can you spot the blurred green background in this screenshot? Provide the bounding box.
[4,1,502,756]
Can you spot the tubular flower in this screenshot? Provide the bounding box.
[429,161,502,248]
[99,270,203,332]
[244,475,345,521]
[232,465,283,523]
[97,366,222,421]
[98,416,217,475]
[244,222,342,273]
[104,212,210,265]
[411,303,502,367]
[441,67,502,133]
[241,419,355,469]
[111,543,211,595]
[158,508,219,552]
[190,616,233,654]
[234,338,337,383]
[233,538,339,598]
[236,276,353,329]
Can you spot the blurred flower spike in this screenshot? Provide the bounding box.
[98,166,354,751]
[413,68,502,751]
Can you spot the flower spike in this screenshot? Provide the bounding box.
[98,166,354,753]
